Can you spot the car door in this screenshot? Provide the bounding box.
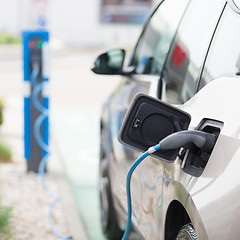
[136,0,227,239]
[107,0,190,233]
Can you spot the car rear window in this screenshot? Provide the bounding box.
[199,4,240,90]
[161,0,225,104]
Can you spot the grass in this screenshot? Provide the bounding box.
[0,141,13,239]
[0,99,13,239]
[0,198,12,240]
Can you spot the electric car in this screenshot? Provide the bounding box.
[92,0,240,239]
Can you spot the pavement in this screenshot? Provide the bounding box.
[0,45,121,239]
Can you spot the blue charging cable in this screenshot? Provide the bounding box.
[31,65,72,240]
[122,144,161,240]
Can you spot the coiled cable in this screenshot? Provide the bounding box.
[31,65,72,240]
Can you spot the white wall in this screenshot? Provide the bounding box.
[0,0,36,34]
[48,0,143,47]
[0,0,20,34]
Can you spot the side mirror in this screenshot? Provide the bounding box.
[118,93,191,162]
[91,49,126,75]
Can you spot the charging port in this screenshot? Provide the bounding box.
[180,118,223,177]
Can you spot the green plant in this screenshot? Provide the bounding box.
[0,140,12,163]
[0,199,12,240]
[0,98,4,126]
[0,32,20,45]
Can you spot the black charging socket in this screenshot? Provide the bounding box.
[180,118,223,177]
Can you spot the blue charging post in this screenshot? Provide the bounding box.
[22,30,72,240]
[22,31,49,173]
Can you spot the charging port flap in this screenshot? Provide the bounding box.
[118,93,191,162]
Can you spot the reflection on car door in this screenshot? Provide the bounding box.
[108,75,153,228]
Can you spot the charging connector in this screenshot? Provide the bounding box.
[121,130,217,240]
[159,130,217,153]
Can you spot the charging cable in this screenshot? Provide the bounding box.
[31,64,72,240]
[122,130,216,240]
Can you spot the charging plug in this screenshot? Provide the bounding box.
[159,130,217,153]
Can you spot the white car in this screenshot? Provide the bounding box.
[92,0,240,239]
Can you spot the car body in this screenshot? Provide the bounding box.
[93,0,240,239]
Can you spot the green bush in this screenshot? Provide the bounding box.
[0,98,4,126]
[0,99,11,163]
[0,140,12,163]
[0,199,12,240]
[0,32,20,45]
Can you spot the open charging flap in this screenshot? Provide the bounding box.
[118,93,191,162]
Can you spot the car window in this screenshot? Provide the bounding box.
[131,0,190,76]
[162,0,225,104]
[199,5,240,90]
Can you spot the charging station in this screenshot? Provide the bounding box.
[22,31,49,173]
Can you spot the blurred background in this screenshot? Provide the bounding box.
[0,0,155,239]
[0,0,154,47]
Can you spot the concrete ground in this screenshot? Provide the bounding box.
[0,45,121,239]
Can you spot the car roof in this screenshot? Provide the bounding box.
[227,0,240,14]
